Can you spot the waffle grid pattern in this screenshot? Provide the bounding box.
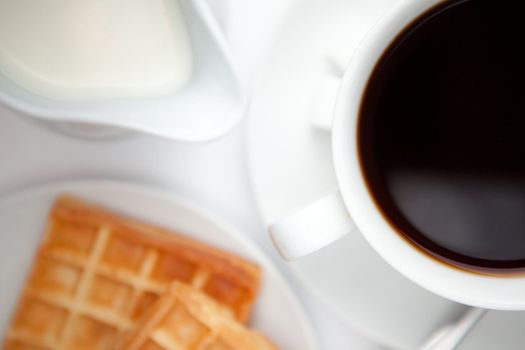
[119,283,276,350]
[3,197,260,350]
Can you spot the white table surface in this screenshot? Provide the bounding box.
[0,1,388,349]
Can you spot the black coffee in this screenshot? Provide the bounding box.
[358,0,525,272]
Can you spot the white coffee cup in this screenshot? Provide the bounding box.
[270,0,525,310]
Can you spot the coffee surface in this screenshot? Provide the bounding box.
[359,0,525,271]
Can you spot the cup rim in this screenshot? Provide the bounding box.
[332,0,525,310]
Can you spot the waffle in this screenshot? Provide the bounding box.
[118,282,276,350]
[3,196,261,350]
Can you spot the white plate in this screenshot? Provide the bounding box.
[245,0,469,349]
[0,180,318,350]
[0,0,246,142]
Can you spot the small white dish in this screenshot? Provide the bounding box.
[0,0,245,142]
[0,180,318,350]
[245,0,468,348]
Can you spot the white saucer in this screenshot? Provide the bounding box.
[457,311,525,350]
[0,180,318,350]
[245,0,469,348]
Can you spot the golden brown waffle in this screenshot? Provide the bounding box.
[3,196,261,350]
[118,282,277,350]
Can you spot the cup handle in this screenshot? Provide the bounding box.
[269,192,357,260]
